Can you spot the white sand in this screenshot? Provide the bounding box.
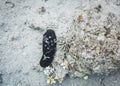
[0,0,120,86]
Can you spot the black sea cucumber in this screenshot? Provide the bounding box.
[40,29,57,67]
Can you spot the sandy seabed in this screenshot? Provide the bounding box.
[0,0,120,86]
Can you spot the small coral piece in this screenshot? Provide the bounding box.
[77,14,83,21]
[47,76,56,84]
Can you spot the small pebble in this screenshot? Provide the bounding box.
[84,76,88,80]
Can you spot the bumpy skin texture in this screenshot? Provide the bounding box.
[40,29,57,67]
